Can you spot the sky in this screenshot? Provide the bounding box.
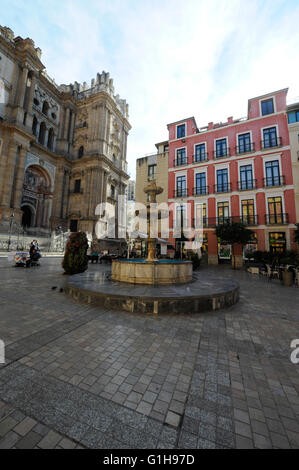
[1,0,299,178]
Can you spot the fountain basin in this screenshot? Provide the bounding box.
[111,259,193,285]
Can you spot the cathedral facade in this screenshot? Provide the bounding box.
[0,25,131,243]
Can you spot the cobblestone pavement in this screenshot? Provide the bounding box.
[0,258,298,449]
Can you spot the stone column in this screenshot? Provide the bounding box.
[13,146,28,209]
[63,108,70,140]
[24,72,36,130]
[1,140,18,208]
[17,66,29,108]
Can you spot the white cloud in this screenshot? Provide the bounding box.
[2,0,299,177]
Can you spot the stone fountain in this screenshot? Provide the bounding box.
[111,181,192,285]
[64,181,240,314]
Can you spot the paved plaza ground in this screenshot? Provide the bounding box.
[0,257,299,449]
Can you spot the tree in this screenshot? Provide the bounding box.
[215,221,254,269]
[62,232,89,275]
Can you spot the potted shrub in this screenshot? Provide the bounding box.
[62,232,89,275]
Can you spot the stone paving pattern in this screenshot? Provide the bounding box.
[0,258,299,449]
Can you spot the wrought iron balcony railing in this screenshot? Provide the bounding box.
[263,175,285,187]
[173,188,188,198]
[261,136,282,149]
[240,215,259,225]
[173,157,188,167]
[214,148,230,159]
[235,142,255,154]
[265,213,289,225]
[214,182,232,193]
[237,179,257,190]
[192,153,208,163]
[192,186,209,196]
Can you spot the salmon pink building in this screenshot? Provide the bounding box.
[167,88,297,265]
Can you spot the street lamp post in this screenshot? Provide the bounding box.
[7,213,15,252]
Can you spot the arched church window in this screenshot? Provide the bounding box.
[38,122,46,145]
[32,115,38,136]
[42,101,49,116]
[47,128,54,150]
[78,146,84,158]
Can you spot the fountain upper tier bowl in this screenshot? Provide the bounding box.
[111,259,193,285]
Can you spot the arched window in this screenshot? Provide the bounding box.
[32,116,38,136]
[42,101,49,116]
[47,128,54,150]
[78,146,84,158]
[38,122,46,145]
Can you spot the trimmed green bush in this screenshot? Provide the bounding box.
[62,232,89,275]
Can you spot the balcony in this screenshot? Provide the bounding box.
[192,153,208,163]
[173,189,188,198]
[214,182,232,193]
[263,175,285,187]
[192,217,208,228]
[236,142,255,154]
[240,215,259,225]
[237,179,257,191]
[261,137,282,150]
[192,186,209,196]
[205,215,258,226]
[265,213,289,225]
[173,157,188,167]
[213,148,230,159]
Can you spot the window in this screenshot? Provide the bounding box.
[32,116,38,136]
[38,122,46,145]
[261,98,274,116]
[238,133,251,153]
[194,143,206,162]
[195,173,206,195]
[269,232,286,254]
[217,202,229,224]
[177,124,186,138]
[176,176,187,197]
[111,185,115,198]
[42,101,49,116]
[195,203,207,228]
[74,179,81,193]
[176,148,187,166]
[288,110,299,124]
[267,196,283,224]
[163,144,169,152]
[47,128,54,150]
[216,168,229,192]
[263,127,278,148]
[70,220,78,232]
[215,138,228,158]
[148,164,156,181]
[78,146,84,158]
[239,164,253,190]
[241,199,255,224]
[265,160,280,186]
[175,205,187,230]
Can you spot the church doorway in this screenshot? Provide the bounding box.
[21,205,33,228]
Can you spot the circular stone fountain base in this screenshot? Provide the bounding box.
[111,259,193,285]
[65,271,239,314]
